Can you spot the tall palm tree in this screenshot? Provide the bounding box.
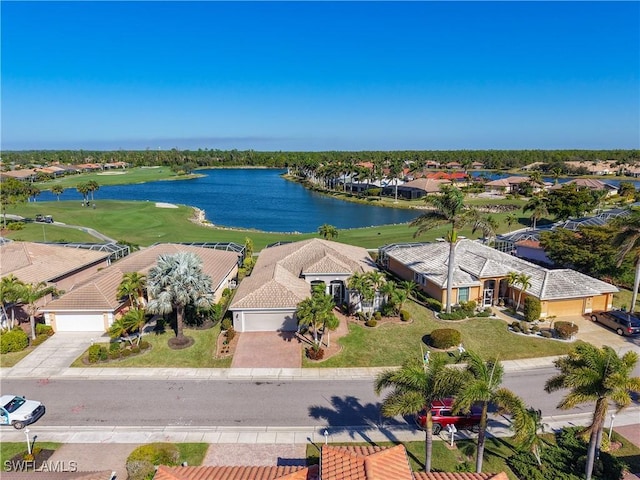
[51,185,64,201]
[117,272,147,309]
[506,271,519,308]
[545,344,640,480]
[317,224,339,240]
[15,281,58,340]
[612,209,640,313]
[86,180,99,201]
[146,252,213,347]
[514,273,532,311]
[523,194,549,230]
[450,350,518,473]
[295,283,337,349]
[374,355,464,472]
[0,275,22,329]
[411,185,493,313]
[76,183,90,204]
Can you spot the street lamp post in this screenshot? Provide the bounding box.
[608,413,616,440]
[24,428,31,455]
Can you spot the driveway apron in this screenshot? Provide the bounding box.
[231,332,302,368]
[6,331,106,377]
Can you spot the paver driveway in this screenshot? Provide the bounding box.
[231,332,302,368]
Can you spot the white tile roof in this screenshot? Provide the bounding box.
[385,240,617,300]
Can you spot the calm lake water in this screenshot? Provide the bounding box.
[38,168,420,233]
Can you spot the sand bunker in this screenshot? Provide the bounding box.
[97,171,126,175]
[155,202,178,208]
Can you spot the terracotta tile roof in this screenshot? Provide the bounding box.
[402,178,451,193]
[414,473,509,480]
[153,465,318,480]
[42,244,240,313]
[484,176,528,187]
[321,445,413,480]
[230,239,376,310]
[1,242,110,284]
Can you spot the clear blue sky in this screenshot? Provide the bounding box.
[2,1,639,151]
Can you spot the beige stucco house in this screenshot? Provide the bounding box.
[379,240,617,318]
[229,238,378,332]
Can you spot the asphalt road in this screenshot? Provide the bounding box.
[3,367,627,428]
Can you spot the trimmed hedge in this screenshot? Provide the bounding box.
[430,328,461,349]
[0,328,29,354]
[523,297,542,322]
[554,321,579,340]
[399,310,411,322]
[35,324,55,336]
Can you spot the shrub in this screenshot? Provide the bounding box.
[459,300,477,313]
[424,297,442,313]
[306,346,324,360]
[374,311,382,321]
[6,221,25,231]
[35,324,54,336]
[139,340,150,350]
[531,325,540,333]
[87,344,102,363]
[540,331,553,338]
[109,342,121,353]
[121,348,132,357]
[476,308,492,318]
[430,328,461,349]
[523,297,542,322]
[399,310,411,322]
[225,327,236,341]
[131,346,141,354]
[31,334,49,346]
[126,460,155,480]
[519,321,530,334]
[510,322,522,333]
[221,318,232,331]
[0,329,30,353]
[554,321,579,340]
[108,351,121,360]
[365,319,377,327]
[127,443,180,480]
[438,309,467,320]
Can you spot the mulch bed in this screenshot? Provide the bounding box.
[10,449,56,468]
[216,330,239,358]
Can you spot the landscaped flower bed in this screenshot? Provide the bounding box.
[83,340,151,364]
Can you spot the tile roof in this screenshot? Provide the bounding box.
[414,473,509,480]
[385,240,617,300]
[484,176,528,187]
[321,445,413,480]
[401,178,451,193]
[153,465,318,480]
[42,244,240,313]
[1,242,111,284]
[230,239,377,310]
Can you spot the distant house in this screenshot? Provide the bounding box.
[484,176,529,194]
[550,178,618,197]
[445,161,462,169]
[379,240,617,318]
[565,161,616,175]
[41,244,240,332]
[229,239,379,332]
[471,161,485,169]
[393,178,451,199]
[0,168,38,182]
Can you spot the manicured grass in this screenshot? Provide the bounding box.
[35,166,199,190]
[5,222,98,244]
[305,302,577,368]
[611,430,640,474]
[0,335,53,368]
[70,325,232,368]
[1,442,61,471]
[176,443,209,466]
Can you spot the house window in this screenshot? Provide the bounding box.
[458,287,469,303]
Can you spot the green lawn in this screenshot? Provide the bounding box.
[305,302,577,368]
[70,325,232,368]
[1,442,61,471]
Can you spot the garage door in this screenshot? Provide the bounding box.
[236,311,298,332]
[591,295,608,312]
[546,298,585,318]
[52,313,105,332]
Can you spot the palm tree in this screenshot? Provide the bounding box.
[76,183,90,204]
[472,214,499,245]
[295,283,337,349]
[146,252,214,347]
[398,280,417,310]
[317,223,339,240]
[612,209,640,313]
[117,272,147,309]
[411,185,493,313]
[545,344,640,480]
[374,355,463,472]
[51,185,64,201]
[86,180,99,201]
[0,275,22,330]
[450,350,517,473]
[523,194,549,230]
[347,273,375,315]
[15,281,58,340]
[506,271,519,308]
[514,273,532,312]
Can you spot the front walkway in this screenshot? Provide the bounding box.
[5,331,107,377]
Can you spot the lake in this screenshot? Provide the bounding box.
[37,168,421,233]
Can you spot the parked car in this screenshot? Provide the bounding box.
[415,398,482,434]
[0,394,46,429]
[34,214,44,222]
[34,214,53,223]
[590,310,640,337]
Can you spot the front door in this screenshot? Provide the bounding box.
[483,289,493,307]
[330,281,343,304]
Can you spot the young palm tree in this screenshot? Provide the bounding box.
[612,209,640,313]
[523,194,549,230]
[0,275,22,330]
[146,252,213,347]
[545,344,640,480]
[412,185,494,313]
[317,224,339,240]
[451,350,517,473]
[506,271,519,308]
[505,213,518,230]
[347,273,375,314]
[374,354,464,472]
[117,272,147,309]
[398,280,418,310]
[296,283,337,348]
[15,281,58,340]
[514,273,532,312]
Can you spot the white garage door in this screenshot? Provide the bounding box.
[237,311,298,332]
[53,313,105,332]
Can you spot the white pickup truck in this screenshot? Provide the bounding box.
[0,394,46,429]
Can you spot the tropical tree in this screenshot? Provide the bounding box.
[612,209,640,313]
[505,213,518,230]
[450,350,518,473]
[347,273,375,314]
[522,194,549,230]
[86,180,99,201]
[472,214,499,245]
[0,275,22,330]
[146,252,214,347]
[295,283,338,349]
[76,183,91,204]
[411,185,494,313]
[506,271,519,308]
[494,394,546,466]
[374,354,464,472]
[116,272,147,309]
[515,273,532,311]
[51,185,64,201]
[317,223,339,240]
[398,280,418,310]
[545,344,640,480]
[15,281,58,340]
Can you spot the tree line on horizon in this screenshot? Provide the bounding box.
[2,148,639,173]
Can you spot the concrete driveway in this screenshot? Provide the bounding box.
[567,314,640,351]
[231,332,302,368]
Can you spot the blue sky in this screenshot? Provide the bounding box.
[2,1,639,151]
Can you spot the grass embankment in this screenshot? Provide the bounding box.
[304,302,577,368]
[71,323,232,368]
[35,166,200,190]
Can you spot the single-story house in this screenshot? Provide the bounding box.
[229,238,378,332]
[42,244,240,332]
[379,239,617,318]
[391,178,451,199]
[484,176,530,194]
[550,178,618,197]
